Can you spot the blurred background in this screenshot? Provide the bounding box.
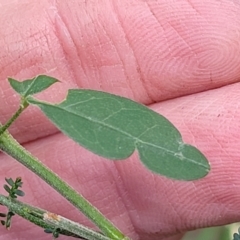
[181,223,239,240]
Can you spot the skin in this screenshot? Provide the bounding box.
[0,0,240,239]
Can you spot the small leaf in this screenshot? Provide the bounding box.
[0,213,6,218]
[44,228,54,234]
[5,178,14,187]
[27,89,210,180]
[3,185,11,194]
[15,177,23,187]
[8,75,59,97]
[14,189,25,197]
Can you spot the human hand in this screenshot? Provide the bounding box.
[0,1,240,240]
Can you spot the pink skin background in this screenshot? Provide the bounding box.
[0,1,240,240]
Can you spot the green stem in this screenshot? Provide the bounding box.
[0,194,111,240]
[0,98,29,136]
[0,194,51,231]
[0,131,129,240]
[43,211,111,240]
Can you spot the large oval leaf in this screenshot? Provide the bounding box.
[27,90,210,180]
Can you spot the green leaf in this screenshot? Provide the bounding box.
[8,75,59,97]
[14,189,25,197]
[27,89,210,180]
[15,177,23,188]
[3,185,11,194]
[5,178,14,187]
[0,213,7,218]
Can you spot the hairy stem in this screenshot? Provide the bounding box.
[0,194,112,240]
[0,131,129,240]
[0,98,29,136]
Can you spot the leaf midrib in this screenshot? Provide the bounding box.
[51,104,208,169]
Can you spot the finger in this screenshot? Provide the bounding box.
[1,0,240,144]
[1,0,240,102]
[55,0,240,102]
